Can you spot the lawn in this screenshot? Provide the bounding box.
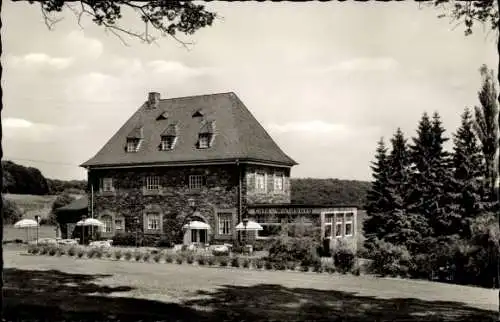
[3,193,58,220]
[3,246,498,321]
[3,224,57,242]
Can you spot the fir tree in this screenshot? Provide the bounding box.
[451,108,485,237]
[364,138,391,239]
[387,128,411,211]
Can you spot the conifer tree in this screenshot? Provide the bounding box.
[387,128,411,211]
[451,108,485,237]
[364,138,391,239]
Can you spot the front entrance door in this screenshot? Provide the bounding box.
[190,229,207,244]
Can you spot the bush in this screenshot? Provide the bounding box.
[213,248,230,257]
[77,248,85,258]
[275,261,287,270]
[197,256,206,266]
[156,237,173,248]
[104,251,112,259]
[231,257,240,268]
[143,252,151,262]
[48,247,57,256]
[68,246,77,257]
[369,239,412,277]
[176,256,184,264]
[134,251,143,261]
[165,253,174,263]
[325,263,336,274]
[2,197,23,225]
[219,256,229,267]
[333,244,356,274]
[124,251,132,261]
[186,254,195,264]
[255,259,264,269]
[28,244,40,254]
[114,250,123,260]
[112,233,138,247]
[268,236,320,264]
[153,254,162,263]
[56,248,66,256]
[286,261,296,270]
[204,256,214,266]
[242,258,251,268]
[300,265,309,272]
[264,260,273,270]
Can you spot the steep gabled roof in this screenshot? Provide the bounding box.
[81,92,297,168]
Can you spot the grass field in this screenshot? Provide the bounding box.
[3,247,497,321]
[3,225,57,242]
[3,193,57,220]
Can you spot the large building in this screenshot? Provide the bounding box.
[78,92,358,248]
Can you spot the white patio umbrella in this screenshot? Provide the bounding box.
[235,220,263,231]
[76,218,105,227]
[182,221,211,230]
[14,219,39,242]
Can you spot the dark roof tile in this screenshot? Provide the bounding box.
[81,92,297,167]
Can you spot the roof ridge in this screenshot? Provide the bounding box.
[158,92,235,101]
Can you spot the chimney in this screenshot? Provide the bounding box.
[148,92,160,109]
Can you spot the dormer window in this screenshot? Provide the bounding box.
[161,135,177,150]
[192,109,204,118]
[126,126,143,153]
[160,122,178,151]
[126,138,140,152]
[198,134,210,149]
[197,120,215,149]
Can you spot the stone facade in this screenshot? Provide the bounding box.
[88,163,292,244]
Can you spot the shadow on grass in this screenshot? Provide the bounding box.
[3,268,497,321]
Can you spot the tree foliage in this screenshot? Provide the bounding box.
[2,161,50,195]
[26,0,217,46]
[2,197,23,225]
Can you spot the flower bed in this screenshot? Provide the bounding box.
[25,244,360,276]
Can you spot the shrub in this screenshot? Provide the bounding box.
[286,261,296,271]
[231,257,240,268]
[207,256,216,266]
[112,233,138,247]
[143,252,151,262]
[156,237,173,248]
[351,265,361,276]
[2,197,23,225]
[255,259,264,269]
[114,250,123,260]
[124,251,133,261]
[153,254,162,263]
[219,256,229,267]
[197,256,206,266]
[325,263,336,274]
[56,248,66,256]
[333,244,356,274]
[370,239,412,277]
[275,261,287,270]
[213,248,230,257]
[300,264,309,272]
[268,236,320,265]
[104,251,112,259]
[264,260,273,270]
[242,258,251,268]
[186,254,195,264]
[134,252,143,261]
[28,244,40,254]
[39,246,48,255]
[176,256,184,264]
[77,248,85,258]
[313,262,323,273]
[165,253,174,263]
[68,246,77,257]
[48,247,57,256]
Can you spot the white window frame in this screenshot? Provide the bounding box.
[323,213,334,239]
[218,213,232,235]
[255,173,266,192]
[114,218,124,231]
[335,213,343,238]
[145,176,160,190]
[127,139,140,152]
[273,173,284,192]
[161,136,177,150]
[146,213,160,230]
[102,215,113,233]
[344,212,354,237]
[101,178,114,192]
[189,175,205,190]
[198,134,210,148]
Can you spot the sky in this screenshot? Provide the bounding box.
[1,1,497,181]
